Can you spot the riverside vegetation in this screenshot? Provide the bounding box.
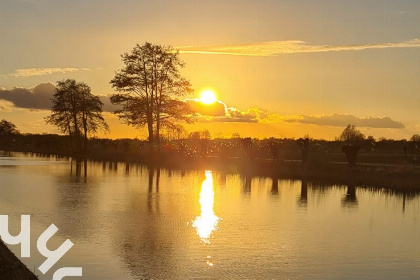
[1,130,419,191]
[1,42,419,191]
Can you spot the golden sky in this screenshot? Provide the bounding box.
[1,0,420,140]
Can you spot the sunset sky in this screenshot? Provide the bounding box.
[1,0,420,140]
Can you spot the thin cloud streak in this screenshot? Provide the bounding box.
[1,67,89,78]
[179,39,420,56]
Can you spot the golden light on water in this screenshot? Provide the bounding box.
[192,170,220,244]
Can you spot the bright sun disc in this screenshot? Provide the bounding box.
[199,90,217,105]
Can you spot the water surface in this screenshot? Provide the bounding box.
[0,152,419,279]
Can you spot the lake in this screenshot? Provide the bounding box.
[0,151,419,279]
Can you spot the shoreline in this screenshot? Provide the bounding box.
[171,157,420,192]
[2,148,419,192]
[0,147,419,279]
[0,240,38,279]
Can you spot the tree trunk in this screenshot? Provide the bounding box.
[147,111,154,143]
[342,145,360,166]
[156,110,161,153]
[83,120,88,154]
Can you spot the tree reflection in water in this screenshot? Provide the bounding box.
[297,180,308,207]
[342,184,358,208]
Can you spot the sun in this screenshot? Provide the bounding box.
[199,90,217,105]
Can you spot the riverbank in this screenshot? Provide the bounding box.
[0,240,38,279]
[2,147,420,192]
[170,157,420,192]
[74,152,420,192]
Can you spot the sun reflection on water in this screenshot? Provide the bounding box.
[192,170,220,245]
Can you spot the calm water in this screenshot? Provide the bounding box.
[0,152,420,279]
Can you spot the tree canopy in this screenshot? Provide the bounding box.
[338,124,365,144]
[110,42,193,144]
[0,119,19,136]
[45,79,108,154]
[411,134,420,142]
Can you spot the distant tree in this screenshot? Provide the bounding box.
[296,137,310,164]
[0,120,19,136]
[366,135,376,150]
[367,135,375,142]
[45,79,108,154]
[188,131,201,140]
[411,134,420,150]
[110,42,193,146]
[200,129,211,140]
[231,132,240,139]
[338,124,365,144]
[164,123,187,141]
[338,124,364,166]
[214,132,223,139]
[411,134,420,142]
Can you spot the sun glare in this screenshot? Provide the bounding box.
[192,170,220,244]
[199,90,217,105]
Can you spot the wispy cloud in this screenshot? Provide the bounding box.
[179,39,420,56]
[1,67,89,78]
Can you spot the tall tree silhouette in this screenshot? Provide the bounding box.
[110,42,193,147]
[45,79,108,154]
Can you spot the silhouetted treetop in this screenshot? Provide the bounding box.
[0,119,19,136]
[110,42,193,144]
[411,134,420,142]
[45,79,108,154]
[338,124,365,144]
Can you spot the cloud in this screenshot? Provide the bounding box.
[1,84,403,130]
[282,113,405,129]
[185,99,405,129]
[186,99,227,116]
[98,94,122,113]
[0,84,121,112]
[186,99,259,123]
[0,83,55,110]
[0,68,89,78]
[0,100,14,111]
[179,39,420,56]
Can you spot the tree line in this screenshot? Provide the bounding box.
[1,42,420,163]
[27,42,194,156]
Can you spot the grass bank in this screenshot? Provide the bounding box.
[0,240,38,280]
